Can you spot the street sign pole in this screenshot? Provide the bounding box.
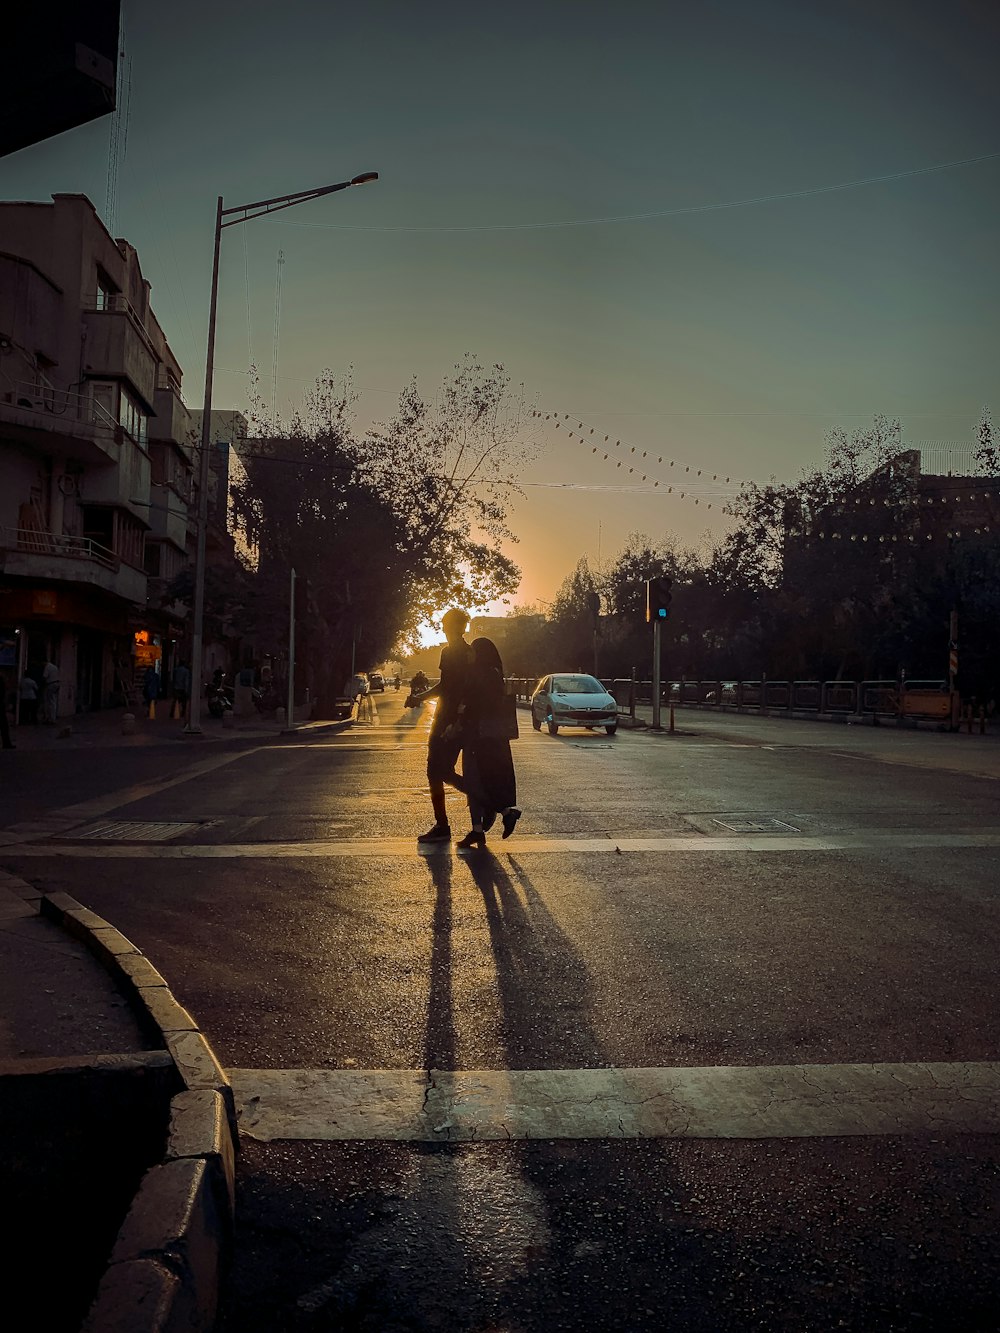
[287,567,296,729]
[651,618,662,730]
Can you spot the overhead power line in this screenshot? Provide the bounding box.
[266,150,1000,235]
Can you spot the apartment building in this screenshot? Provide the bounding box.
[0,193,195,717]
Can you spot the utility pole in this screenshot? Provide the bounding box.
[184,170,378,736]
[589,590,600,677]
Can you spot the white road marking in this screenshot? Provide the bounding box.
[231,1061,1000,1143]
[4,831,1000,857]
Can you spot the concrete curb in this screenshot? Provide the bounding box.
[32,887,239,1332]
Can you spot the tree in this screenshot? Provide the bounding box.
[361,355,529,636]
[719,415,921,677]
[973,405,997,476]
[548,558,600,671]
[229,357,530,709]
[494,604,551,682]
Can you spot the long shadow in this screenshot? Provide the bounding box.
[441,851,795,1330]
[421,851,456,1072]
[459,850,606,1067]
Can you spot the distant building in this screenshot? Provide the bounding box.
[191,409,248,531]
[0,193,193,714]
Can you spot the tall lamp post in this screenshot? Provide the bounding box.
[185,172,378,734]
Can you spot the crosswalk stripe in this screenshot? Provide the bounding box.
[4,831,1000,857]
[230,1061,1000,1143]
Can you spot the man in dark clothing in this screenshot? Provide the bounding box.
[405,607,472,845]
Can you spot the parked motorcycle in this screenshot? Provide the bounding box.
[206,680,233,718]
[254,684,281,714]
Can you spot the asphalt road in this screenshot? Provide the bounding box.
[3,695,999,1331]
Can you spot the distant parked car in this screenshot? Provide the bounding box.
[703,682,737,704]
[530,673,618,736]
[368,671,385,692]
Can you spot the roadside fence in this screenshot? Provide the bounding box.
[506,676,988,731]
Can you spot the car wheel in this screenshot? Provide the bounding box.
[605,724,618,736]
[531,713,541,731]
[547,720,559,735]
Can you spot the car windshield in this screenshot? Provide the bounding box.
[552,675,606,695]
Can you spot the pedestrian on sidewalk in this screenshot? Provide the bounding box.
[450,637,521,852]
[405,607,473,846]
[172,660,191,720]
[41,659,60,724]
[143,666,160,718]
[19,669,39,725]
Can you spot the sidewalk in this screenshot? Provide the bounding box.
[0,868,238,1332]
[0,704,355,1329]
[5,703,351,750]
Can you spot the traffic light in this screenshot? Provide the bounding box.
[646,575,673,622]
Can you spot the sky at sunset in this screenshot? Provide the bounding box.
[4,0,998,612]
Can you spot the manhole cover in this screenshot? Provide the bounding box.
[711,816,801,834]
[69,820,204,842]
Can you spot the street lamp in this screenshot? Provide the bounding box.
[185,172,378,734]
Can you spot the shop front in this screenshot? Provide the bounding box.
[0,581,135,720]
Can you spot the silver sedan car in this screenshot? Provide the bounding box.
[530,673,618,736]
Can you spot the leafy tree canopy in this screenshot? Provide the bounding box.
[230,356,531,682]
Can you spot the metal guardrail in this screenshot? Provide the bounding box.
[506,676,953,723]
[1,526,120,570]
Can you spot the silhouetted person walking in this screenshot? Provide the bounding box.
[451,637,520,851]
[406,607,473,846]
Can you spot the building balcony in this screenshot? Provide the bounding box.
[0,378,122,466]
[147,485,190,551]
[82,297,157,408]
[151,379,195,456]
[83,437,151,523]
[0,526,147,605]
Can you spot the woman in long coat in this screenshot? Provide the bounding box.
[452,637,521,851]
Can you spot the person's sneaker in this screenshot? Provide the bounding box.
[417,823,451,844]
[501,807,522,840]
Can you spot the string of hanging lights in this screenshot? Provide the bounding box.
[529,408,1000,539]
[530,408,738,510]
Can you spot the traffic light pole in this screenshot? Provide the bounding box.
[651,618,662,730]
[287,567,296,731]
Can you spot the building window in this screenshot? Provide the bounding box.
[118,387,149,447]
[90,381,116,430]
[96,268,118,311]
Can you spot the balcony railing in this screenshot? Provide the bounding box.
[1,526,119,570]
[155,367,187,402]
[0,378,119,436]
